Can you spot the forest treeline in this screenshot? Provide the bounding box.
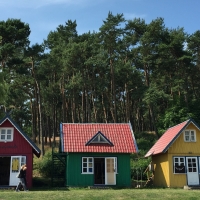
[0,12,200,155]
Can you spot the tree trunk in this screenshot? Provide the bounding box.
[31,58,45,156]
[101,93,107,123]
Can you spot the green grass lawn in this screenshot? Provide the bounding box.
[0,188,200,200]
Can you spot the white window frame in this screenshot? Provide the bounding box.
[0,127,14,142]
[184,130,196,142]
[114,157,118,174]
[21,156,26,166]
[173,157,185,174]
[82,157,93,174]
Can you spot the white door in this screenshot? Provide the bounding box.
[9,156,26,186]
[105,158,116,185]
[186,157,199,185]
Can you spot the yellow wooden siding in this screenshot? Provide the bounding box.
[168,123,200,155]
[168,153,187,187]
[152,153,169,187]
[168,122,200,187]
[153,122,200,187]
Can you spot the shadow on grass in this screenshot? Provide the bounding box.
[32,177,68,191]
[30,187,70,191]
[32,177,172,191]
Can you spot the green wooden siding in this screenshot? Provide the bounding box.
[66,153,131,187]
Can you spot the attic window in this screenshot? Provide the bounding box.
[184,130,196,142]
[85,131,113,146]
[0,128,14,142]
[92,134,107,143]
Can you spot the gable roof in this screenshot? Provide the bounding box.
[61,123,138,153]
[145,118,200,157]
[0,115,41,157]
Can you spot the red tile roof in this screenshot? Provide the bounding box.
[145,119,193,157]
[61,123,138,153]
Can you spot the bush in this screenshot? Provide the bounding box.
[131,157,151,180]
[130,131,156,181]
[35,149,65,180]
[36,150,53,178]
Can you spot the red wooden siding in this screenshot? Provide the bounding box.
[0,117,40,188]
[0,120,33,155]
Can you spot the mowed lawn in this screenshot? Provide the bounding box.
[0,188,200,200]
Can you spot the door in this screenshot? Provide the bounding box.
[94,158,105,184]
[186,157,199,185]
[0,157,11,185]
[9,156,26,186]
[105,158,116,185]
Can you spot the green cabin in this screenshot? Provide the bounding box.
[60,123,138,187]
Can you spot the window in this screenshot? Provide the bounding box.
[174,157,185,174]
[82,157,93,174]
[184,130,196,142]
[11,156,26,173]
[92,134,107,143]
[85,131,113,146]
[12,157,20,172]
[21,156,26,166]
[0,128,14,142]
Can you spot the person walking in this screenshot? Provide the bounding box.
[16,164,28,192]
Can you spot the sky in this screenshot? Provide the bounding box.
[0,0,199,45]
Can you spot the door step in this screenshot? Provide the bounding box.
[0,186,15,190]
[184,185,200,190]
[89,186,111,189]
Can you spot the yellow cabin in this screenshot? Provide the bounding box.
[145,118,200,188]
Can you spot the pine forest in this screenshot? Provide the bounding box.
[1,12,200,156]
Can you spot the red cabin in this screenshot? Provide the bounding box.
[0,114,40,188]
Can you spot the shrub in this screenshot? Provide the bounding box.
[130,131,156,181]
[131,157,151,180]
[36,150,53,177]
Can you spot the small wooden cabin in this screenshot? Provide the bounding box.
[0,115,41,188]
[60,123,138,187]
[145,118,200,188]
